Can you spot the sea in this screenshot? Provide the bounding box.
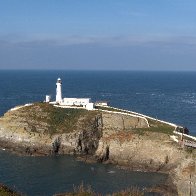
[0,70,196,195]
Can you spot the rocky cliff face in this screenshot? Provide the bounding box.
[96,113,195,196]
[0,103,103,156]
[0,103,148,156]
[96,131,196,195]
[0,103,195,195]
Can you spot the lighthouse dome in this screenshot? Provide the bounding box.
[57,78,62,83]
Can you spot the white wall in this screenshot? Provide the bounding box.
[95,102,108,106]
[46,95,51,103]
[86,103,94,110]
[62,98,91,106]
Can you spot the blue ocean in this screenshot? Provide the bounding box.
[0,70,195,195]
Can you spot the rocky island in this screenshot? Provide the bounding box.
[0,102,195,195]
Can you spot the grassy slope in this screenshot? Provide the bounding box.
[6,103,174,135]
[20,103,99,135]
[137,118,175,135]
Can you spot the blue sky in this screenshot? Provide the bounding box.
[0,0,196,70]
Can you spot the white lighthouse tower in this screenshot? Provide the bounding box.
[56,78,62,103]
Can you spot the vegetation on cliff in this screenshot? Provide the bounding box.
[134,119,175,135]
[0,183,174,196]
[2,103,175,136]
[54,183,177,196]
[54,184,144,196]
[4,103,100,135]
[0,184,21,196]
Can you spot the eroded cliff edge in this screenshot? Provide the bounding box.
[0,103,195,195]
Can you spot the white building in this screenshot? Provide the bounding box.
[46,78,94,110]
[62,98,91,106]
[45,95,51,103]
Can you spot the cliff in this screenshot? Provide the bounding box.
[0,103,195,195]
[0,103,103,155]
[0,103,148,156]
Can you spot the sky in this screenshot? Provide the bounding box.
[0,0,196,70]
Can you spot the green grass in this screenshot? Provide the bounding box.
[22,103,99,135]
[47,105,88,134]
[95,106,127,113]
[133,125,174,135]
[19,103,175,135]
[146,118,175,134]
[133,117,175,135]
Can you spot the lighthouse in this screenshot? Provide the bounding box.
[56,78,62,103]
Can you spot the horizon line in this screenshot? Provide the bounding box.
[0,69,196,72]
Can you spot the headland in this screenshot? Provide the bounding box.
[0,102,195,195]
[0,77,195,195]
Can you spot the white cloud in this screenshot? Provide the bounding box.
[1,34,196,48]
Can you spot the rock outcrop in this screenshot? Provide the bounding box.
[0,103,195,195]
[0,103,103,156]
[0,103,148,156]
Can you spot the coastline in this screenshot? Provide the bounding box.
[0,103,195,195]
[0,148,176,196]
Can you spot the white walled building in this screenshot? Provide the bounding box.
[62,98,94,110]
[46,78,94,110]
[62,98,91,106]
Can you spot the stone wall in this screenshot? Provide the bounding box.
[102,112,149,132]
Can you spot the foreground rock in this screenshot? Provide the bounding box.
[0,103,195,195]
[0,183,21,196]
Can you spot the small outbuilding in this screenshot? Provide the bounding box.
[45,95,51,103]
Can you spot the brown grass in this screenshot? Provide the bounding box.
[103,131,133,144]
[54,183,144,196]
[0,184,22,196]
[20,102,100,135]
